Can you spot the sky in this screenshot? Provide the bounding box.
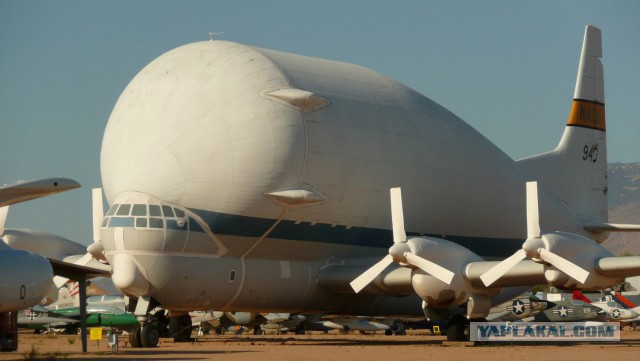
[1,0,639,245]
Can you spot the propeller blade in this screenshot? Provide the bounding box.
[405,252,455,285]
[526,182,541,239]
[480,249,528,286]
[75,252,94,266]
[350,255,394,293]
[0,206,8,237]
[538,248,590,284]
[92,188,104,243]
[390,187,407,244]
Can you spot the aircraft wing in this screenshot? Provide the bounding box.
[49,258,111,280]
[320,255,640,295]
[464,256,640,289]
[0,178,80,207]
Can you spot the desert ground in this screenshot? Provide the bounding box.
[1,329,640,361]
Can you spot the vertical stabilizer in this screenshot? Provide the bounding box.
[518,26,607,239]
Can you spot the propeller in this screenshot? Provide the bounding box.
[53,187,109,288]
[350,188,454,293]
[480,182,590,287]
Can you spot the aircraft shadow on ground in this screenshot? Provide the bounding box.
[208,335,443,347]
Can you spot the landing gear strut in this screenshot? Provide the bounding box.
[127,295,162,348]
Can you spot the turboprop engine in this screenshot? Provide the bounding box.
[480,182,623,290]
[350,188,497,318]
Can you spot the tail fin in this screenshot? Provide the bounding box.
[54,281,81,309]
[517,25,607,237]
[572,290,593,303]
[608,291,637,309]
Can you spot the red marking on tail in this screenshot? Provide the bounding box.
[609,291,637,309]
[572,290,592,303]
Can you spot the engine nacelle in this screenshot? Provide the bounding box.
[409,237,498,316]
[540,232,623,290]
[0,249,53,312]
[223,312,256,325]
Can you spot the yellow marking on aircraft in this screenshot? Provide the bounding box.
[567,99,605,130]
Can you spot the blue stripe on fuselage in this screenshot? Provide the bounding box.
[190,208,522,258]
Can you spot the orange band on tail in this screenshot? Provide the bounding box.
[567,99,606,131]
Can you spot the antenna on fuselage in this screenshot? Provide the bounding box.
[209,32,225,41]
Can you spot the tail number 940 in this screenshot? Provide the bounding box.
[583,144,598,163]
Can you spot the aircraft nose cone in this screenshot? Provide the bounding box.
[111,253,149,297]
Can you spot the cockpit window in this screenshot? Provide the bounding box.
[103,201,188,231]
[108,217,134,228]
[106,204,119,216]
[135,218,148,228]
[162,205,175,217]
[149,217,163,229]
[131,204,147,216]
[149,205,162,217]
[116,204,131,216]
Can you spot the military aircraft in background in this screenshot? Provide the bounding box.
[81,24,640,346]
[17,305,77,333]
[573,290,640,324]
[486,295,550,322]
[191,310,407,336]
[488,295,607,323]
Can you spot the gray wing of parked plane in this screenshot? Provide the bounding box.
[0,178,80,207]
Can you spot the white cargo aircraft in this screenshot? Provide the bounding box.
[89,25,640,346]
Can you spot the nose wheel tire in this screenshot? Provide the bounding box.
[140,322,160,348]
[129,324,142,348]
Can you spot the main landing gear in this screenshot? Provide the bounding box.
[446,315,469,341]
[127,295,193,348]
[446,315,486,342]
[129,321,160,348]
